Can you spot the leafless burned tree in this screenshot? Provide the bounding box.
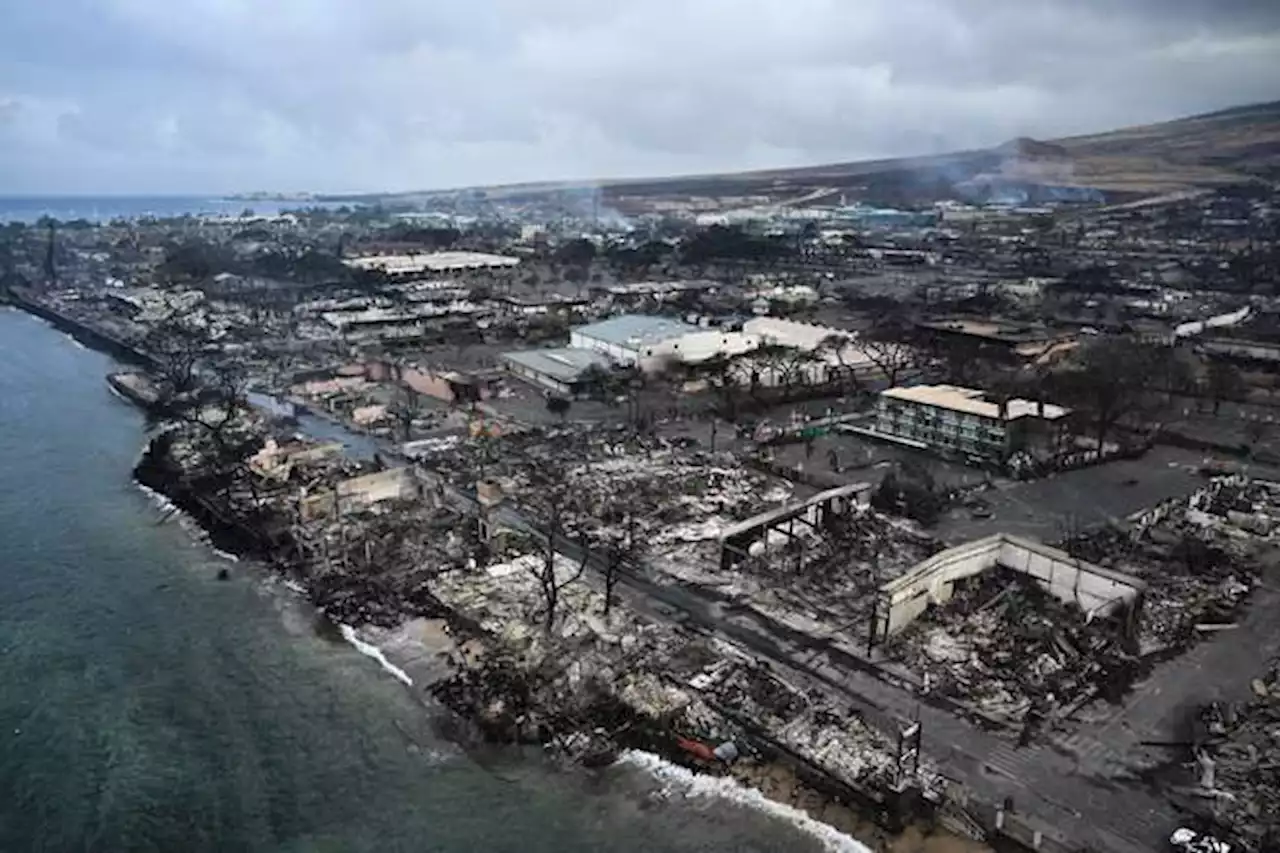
[595,509,641,618]
[861,336,920,388]
[142,317,206,404]
[522,463,591,632]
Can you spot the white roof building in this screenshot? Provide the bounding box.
[344,251,520,275]
[880,384,1070,421]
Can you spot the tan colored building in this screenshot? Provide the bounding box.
[874,384,1071,464]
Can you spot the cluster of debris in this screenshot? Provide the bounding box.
[737,509,939,630]
[1066,477,1272,654]
[140,407,493,628]
[286,363,474,441]
[880,479,1279,732]
[684,652,930,795]
[428,544,940,802]
[885,567,1140,727]
[417,422,793,545]
[291,500,482,626]
[1201,660,1280,851]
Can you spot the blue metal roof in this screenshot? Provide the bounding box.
[572,314,699,349]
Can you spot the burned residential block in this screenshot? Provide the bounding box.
[872,533,1146,644]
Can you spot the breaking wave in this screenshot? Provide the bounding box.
[340,624,414,687]
[134,481,236,561]
[135,480,177,514]
[616,750,872,853]
[106,382,130,404]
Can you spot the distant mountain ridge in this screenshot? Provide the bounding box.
[333,99,1280,207]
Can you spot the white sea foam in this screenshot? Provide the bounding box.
[135,481,177,515]
[340,624,414,687]
[63,333,87,351]
[134,482,240,561]
[281,578,308,596]
[616,750,872,853]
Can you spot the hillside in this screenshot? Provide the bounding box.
[1054,101,1280,194]
[336,99,1280,209]
[597,99,1280,208]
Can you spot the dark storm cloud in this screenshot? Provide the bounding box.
[0,0,1276,193]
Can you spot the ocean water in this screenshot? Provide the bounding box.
[0,307,863,853]
[0,195,345,224]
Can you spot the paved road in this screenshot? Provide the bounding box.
[522,526,1176,853]
[301,410,1186,853]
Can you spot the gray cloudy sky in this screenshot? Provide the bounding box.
[1,1,1278,194]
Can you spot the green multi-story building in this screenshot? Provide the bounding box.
[874,384,1071,465]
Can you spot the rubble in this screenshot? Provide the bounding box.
[1184,659,1280,852]
[414,422,795,549]
[1065,477,1270,654]
[885,567,1141,725]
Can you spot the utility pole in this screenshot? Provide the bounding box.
[44,221,57,287]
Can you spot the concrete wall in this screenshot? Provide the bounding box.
[402,367,459,403]
[569,330,638,366]
[249,439,345,481]
[502,357,572,396]
[338,468,419,504]
[995,537,1141,617]
[875,534,1144,640]
[879,536,1004,636]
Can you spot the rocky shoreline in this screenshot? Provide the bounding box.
[13,274,985,852]
[130,424,977,853]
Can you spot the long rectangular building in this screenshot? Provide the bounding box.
[873,384,1071,465]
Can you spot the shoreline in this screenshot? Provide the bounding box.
[17,302,981,852]
[131,447,912,853]
[4,289,158,370]
[129,426,978,853]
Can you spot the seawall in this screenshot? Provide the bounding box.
[6,288,158,369]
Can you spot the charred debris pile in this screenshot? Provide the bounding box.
[136,406,489,625]
[138,413,943,814]
[412,422,795,546]
[1197,659,1280,852]
[428,548,936,805]
[885,477,1275,732]
[885,566,1140,727]
[1066,477,1271,653]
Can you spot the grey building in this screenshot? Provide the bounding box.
[501,347,614,396]
[569,314,700,367]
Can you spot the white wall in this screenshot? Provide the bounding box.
[569,331,639,366]
[875,535,1144,639]
[337,468,419,505]
[642,330,760,372]
[996,538,1139,616]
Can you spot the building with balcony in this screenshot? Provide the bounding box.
[872,384,1071,465]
